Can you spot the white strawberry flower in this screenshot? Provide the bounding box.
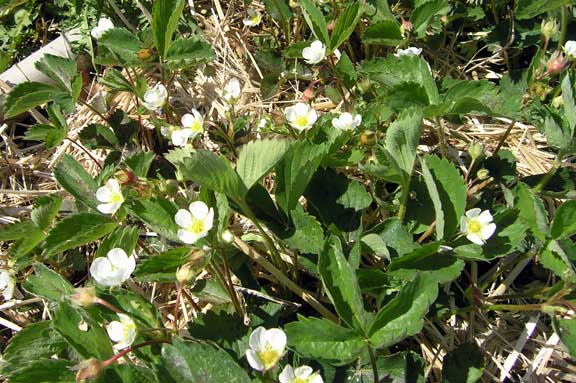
[243,9,262,27]
[90,248,136,287]
[175,201,214,244]
[394,46,422,57]
[280,365,324,383]
[91,18,114,39]
[564,41,576,60]
[142,83,168,111]
[0,269,15,301]
[181,109,204,136]
[245,327,287,371]
[460,208,497,245]
[96,178,124,215]
[302,40,326,65]
[332,112,362,131]
[285,102,318,131]
[223,78,241,103]
[106,313,137,351]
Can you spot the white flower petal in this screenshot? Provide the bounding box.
[189,201,209,219]
[246,349,264,371]
[177,229,201,244]
[107,248,129,268]
[465,208,482,218]
[90,257,113,285]
[96,186,112,203]
[310,374,324,383]
[175,209,193,229]
[294,365,314,378]
[106,321,125,342]
[466,233,485,245]
[481,223,496,240]
[249,327,265,351]
[279,365,295,383]
[477,210,493,224]
[264,328,287,352]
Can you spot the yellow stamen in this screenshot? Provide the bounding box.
[468,220,481,233]
[295,116,309,128]
[190,220,205,235]
[258,346,279,370]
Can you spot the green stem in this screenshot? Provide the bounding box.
[367,343,379,383]
[560,5,569,48]
[396,183,409,222]
[533,155,562,193]
[493,119,516,155]
[485,304,543,312]
[434,117,448,158]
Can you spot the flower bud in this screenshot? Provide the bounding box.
[546,51,566,75]
[222,230,234,243]
[400,18,413,36]
[74,359,102,382]
[137,48,154,61]
[69,287,97,307]
[176,263,195,283]
[541,19,558,40]
[114,169,136,185]
[552,95,564,108]
[476,168,490,180]
[468,142,484,161]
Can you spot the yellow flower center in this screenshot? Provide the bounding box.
[191,120,203,133]
[294,379,307,383]
[468,220,481,234]
[258,346,280,370]
[190,220,205,235]
[111,193,123,203]
[295,116,309,128]
[251,15,260,24]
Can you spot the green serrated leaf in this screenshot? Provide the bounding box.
[159,338,251,383]
[53,301,114,360]
[319,236,367,330]
[134,247,192,282]
[96,225,139,259]
[152,0,185,57]
[331,2,363,51]
[388,242,464,284]
[410,0,450,37]
[79,124,119,150]
[100,68,134,92]
[276,141,328,213]
[176,150,247,200]
[551,200,576,240]
[515,182,549,241]
[125,151,155,177]
[300,0,330,45]
[22,263,75,301]
[236,138,291,190]
[3,321,67,363]
[99,28,144,65]
[283,204,324,254]
[129,198,180,241]
[285,315,365,363]
[1,359,75,383]
[384,108,423,188]
[0,220,38,241]
[165,36,215,70]
[421,155,467,239]
[539,239,576,280]
[336,179,372,211]
[516,0,565,19]
[554,316,576,358]
[44,213,117,257]
[369,274,438,348]
[24,123,66,149]
[53,154,99,209]
[362,19,404,46]
[34,54,78,94]
[4,82,62,118]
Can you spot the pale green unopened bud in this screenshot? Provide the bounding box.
[541,19,558,40]
[176,264,195,283]
[468,142,484,160]
[552,95,564,108]
[222,230,234,243]
[69,287,97,307]
[477,168,490,180]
